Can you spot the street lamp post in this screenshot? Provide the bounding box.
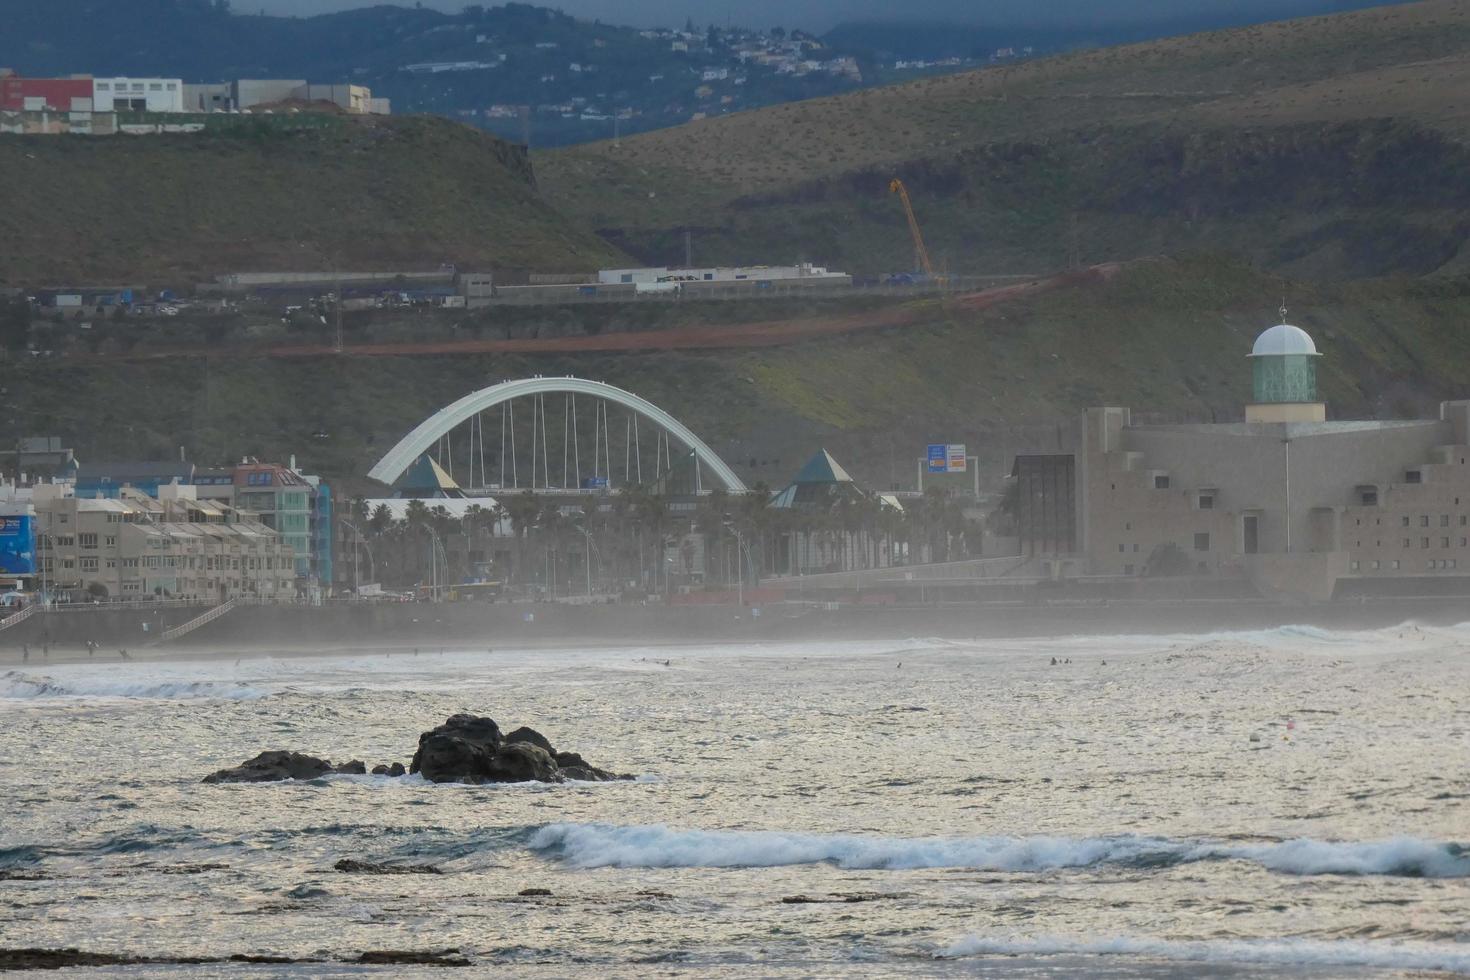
[423,525,446,602]
[339,519,376,595]
[732,526,743,606]
[579,525,593,596]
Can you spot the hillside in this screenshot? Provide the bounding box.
[0,1,1401,149]
[7,257,1470,493]
[0,115,620,286]
[540,0,1470,279]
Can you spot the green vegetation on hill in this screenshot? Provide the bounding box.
[541,0,1470,279]
[0,115,621,287]
[7,257,1470,492]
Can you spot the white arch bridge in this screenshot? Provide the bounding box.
[368,377,747,493]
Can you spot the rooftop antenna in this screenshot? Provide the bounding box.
[1279,297,1289,323]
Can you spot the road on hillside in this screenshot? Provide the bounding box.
[113,265,1122,361]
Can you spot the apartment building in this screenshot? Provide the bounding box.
[31,484,295,601]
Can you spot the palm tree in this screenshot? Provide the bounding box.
[368,503,393,536]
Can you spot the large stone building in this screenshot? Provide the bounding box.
[1018,316,1470,600]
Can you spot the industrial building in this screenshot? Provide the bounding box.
[0,69,387,136]
[597,263,849,286]
[93,76,185,113]
[0,71,94,111]
[183,79,388,115]
[1014,315,1470,600]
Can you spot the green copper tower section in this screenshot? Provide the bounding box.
[1246,320,1325,423]
[1252,353,1317,404]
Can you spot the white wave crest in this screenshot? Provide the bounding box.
[0,670,264,701]
[527,823,1470,877]
[1198,837,1470,877]
[942,935,1470,974]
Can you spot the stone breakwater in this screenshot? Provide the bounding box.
[203,713,630,785]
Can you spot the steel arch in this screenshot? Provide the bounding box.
[368,377,747,492]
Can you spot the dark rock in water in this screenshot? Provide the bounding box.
[229,954,304,964]
[202,751,336,784]
[333,859,441,875]
[410,713,502,782]
[780,891,907,904]
[484,741,560,783]
[517,887,552,896]
[356,949,470,967]
[208,715,626,787]
[560,765,627,782]
[553,750,632,781]
[0,948,327,969]
[157,863,229,875]
[504,726,556,756]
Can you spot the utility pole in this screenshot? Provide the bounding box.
[334,264,344,354]
[683,229,692,268]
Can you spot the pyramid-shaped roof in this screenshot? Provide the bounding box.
[791,449,853,486]
[393,454,465,498]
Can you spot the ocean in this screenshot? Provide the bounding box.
[1,624,1467,977]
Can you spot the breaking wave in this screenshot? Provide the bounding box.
[0,670,264,701]
[941,935,1470,974]
[527,824,1470,877]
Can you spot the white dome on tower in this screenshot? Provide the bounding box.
[1250,323,1319,357]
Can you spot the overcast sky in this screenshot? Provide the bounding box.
[246,0,1369,32]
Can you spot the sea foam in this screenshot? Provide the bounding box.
[0,670,263,701]
[528,823,1470,877]
[942,935,1470,974]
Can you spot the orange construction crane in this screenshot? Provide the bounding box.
[889,177,941,282]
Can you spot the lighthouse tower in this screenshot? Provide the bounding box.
[1245,309,1325,423]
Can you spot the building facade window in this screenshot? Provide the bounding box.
[1193,532,1210,551]
[1154,475,1170,490]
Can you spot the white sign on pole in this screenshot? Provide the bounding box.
[946,444,967,472]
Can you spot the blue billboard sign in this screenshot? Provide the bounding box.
[0,515,36,576]
[927,444,948,473]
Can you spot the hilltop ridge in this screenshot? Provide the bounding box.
[0,115,620,287]
[541,0,1470,279]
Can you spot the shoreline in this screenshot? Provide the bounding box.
[1,596,1465,668]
